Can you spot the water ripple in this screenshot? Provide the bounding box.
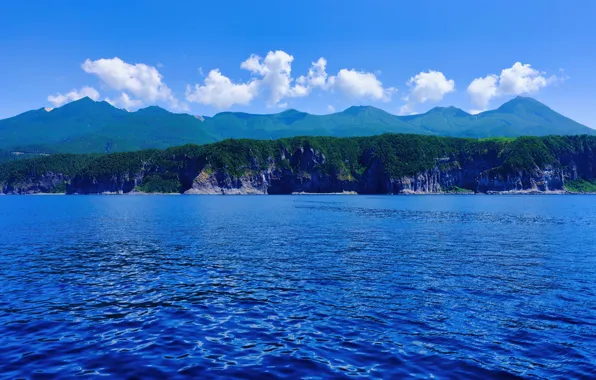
[1,195,596,378]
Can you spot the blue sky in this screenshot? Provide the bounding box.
[1,0,595,127]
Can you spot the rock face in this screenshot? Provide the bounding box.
[184,170,269,195]
[68,172,143,194]
[90,151,589,195]
[1,172,68,194]
[2,139,596,195]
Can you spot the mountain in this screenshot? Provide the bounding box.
[203,106,421,140]
[0,98,218,155]
[470,96,593,137]
[0,96,593,157]
[401,97,593,137]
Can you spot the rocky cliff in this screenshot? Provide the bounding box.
[1,134,596,194]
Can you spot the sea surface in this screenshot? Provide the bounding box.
[1,195,596,379]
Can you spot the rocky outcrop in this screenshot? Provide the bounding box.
[477,167,566,193]
[68,172,143,194]
[2,138,596,195]
[171,148,594,195]
[184,169,269,194]
[1,172,67,194]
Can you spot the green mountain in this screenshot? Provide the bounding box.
[204,106,422,140]
[0,98,217,155]
[401,97,593,137]
[0,96,593,158]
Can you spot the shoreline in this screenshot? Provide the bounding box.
[3,190,596,196]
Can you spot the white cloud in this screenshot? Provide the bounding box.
[467,75,498,110]
[467,62,564,110]
[105,93,143,110]
[327,104,335,112]
[47,86,100,107]
[297,57,329,90]
[499,62,550,95]
[240,55,264,74]
[241,50,309,106]
[185,69,259,109]
[408,71,455,103]
[188,51,315,109]
[398,104,414,115]
[48,54,570,117]
[290,83,309,97]
[81,57,181,109]
[328,69,395,101]
[400,70,455,114]
[186,51,396,109]
[398,104,422,116]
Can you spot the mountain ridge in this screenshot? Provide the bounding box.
[4,95,576,122]
[0,96,593,158]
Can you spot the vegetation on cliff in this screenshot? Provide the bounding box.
[565,179,596,193]
[1,134,595,194]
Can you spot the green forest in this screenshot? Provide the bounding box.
[2,133,596,194]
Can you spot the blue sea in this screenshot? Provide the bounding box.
[1,195,596,379]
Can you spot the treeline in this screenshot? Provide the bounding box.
[1,133,596,193]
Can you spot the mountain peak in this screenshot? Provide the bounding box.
[72,96,97,104]
[135,105,171,115]
[58,97,119,109]
[497,96,549,112]
[50,97,125,118]
[425,106,469,117]
[343,105,383,116]
[1,97,593,157]
[279,108,305,115]
[277,108,308,124]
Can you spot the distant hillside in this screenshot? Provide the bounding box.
[0,98,217,156]
[0,96,593,157]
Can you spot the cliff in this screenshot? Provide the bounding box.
[1,134,596,195]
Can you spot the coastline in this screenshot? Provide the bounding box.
[3,135,596,197]
[4,190,596,196]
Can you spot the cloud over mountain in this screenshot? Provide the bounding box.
[45,54,566,116]
[185,50,395,109]
[47,86,100,107]
[82,57,184,110]
[185,69,260,109]
[467,62,565,111]
[400,70,455,115]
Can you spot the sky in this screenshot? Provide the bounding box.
[1,0,595,127]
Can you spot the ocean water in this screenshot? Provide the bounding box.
[1,195,596,379]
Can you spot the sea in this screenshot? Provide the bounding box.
[1,195,595,379]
